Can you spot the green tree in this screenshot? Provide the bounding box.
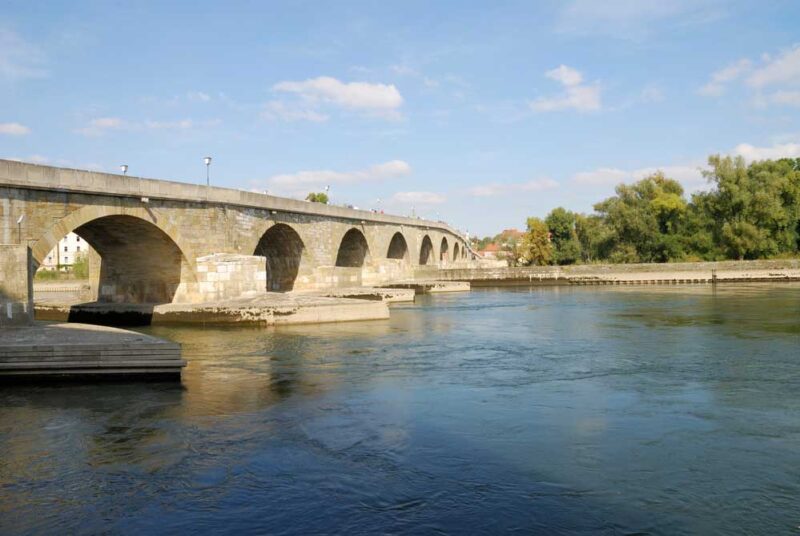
[71,252,89,279]
[698,155,800,259]
[594,172,687,262]
[305,192,329,204]
[517,217,553,265]
[545,207,581,264]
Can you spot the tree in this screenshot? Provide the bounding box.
[517,217,553,265]
[594,172,687,262]
[305,192,329,204]
[72,252,89,279]
[545,207,581,264]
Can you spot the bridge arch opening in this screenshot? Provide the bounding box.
[336,228,370,267]
[419,235,434,265]
[254,224,305,292]
[34,215,188,305]
[386,232,409,261]
[453,242,460,261]
[440,237,449,262]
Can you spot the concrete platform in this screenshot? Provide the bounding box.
[35,292,390,326]
[380,280,471,294]
[0,322,184,378]
[307,286,416,303]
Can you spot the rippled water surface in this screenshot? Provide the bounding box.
[2,284,799,535]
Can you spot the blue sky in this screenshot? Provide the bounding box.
[2,0,800,236]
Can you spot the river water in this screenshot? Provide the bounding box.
[1,284,799,535]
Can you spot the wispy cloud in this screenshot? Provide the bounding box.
[267,160,411,188]
[467,178,558,197]
[75,116,220,136]
[698,58,753,96]
[262,100,329,123]
[699,45,800,107]
[530,65,601,113]
[0,28,47,80]
[75,117,126,136]
[271,76,404,120]
[0,122,31,135]
[391,191,446,205]
[571,164,705,191]
[556,0,726,39]
[734,141,800,161]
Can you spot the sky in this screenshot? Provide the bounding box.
[2,0,800,236]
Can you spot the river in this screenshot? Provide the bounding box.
[1,284,798,534]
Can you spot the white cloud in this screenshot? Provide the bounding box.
[572,164,705,190]
[733,142,800,162]
[0,28,47,80]
[698,58,752,96]
[75,117,125,136]
[76,116,218,136]
[186,91,211,102]
[0,122,31,135]
[700,46,800,106]
[391,191,446,205]
[531,65,601,113]
[572,167,629,186]
[273,76,403,119]
[745,46,800,89]
[546,65,583,87]
[268,160,411,187]
[467,178,559,197]
[262,101,329,122]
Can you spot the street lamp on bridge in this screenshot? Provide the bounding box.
[204,156,212,187]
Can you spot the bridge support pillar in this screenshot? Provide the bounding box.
[0,244,34,326]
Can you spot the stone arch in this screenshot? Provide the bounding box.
[336,228,370,267]
[387,231,409,261]
[419,235,434,265]
[35,212,193,304]
[453,242,460,261]
[254,223,305,291]
[440,237,449,262]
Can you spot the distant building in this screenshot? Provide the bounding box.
[478,243,502,259]
[40,232,92,271]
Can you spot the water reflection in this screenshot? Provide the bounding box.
[1,284,799,534]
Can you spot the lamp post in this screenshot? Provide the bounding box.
[204,156,212,187]
[16,214,24,244]
[324,184,330,204]
[120,164,128,175]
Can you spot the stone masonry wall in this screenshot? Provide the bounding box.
[0,245,33,326]
[193,254,267,302]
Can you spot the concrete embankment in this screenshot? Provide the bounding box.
[35,292,392,326]
[417,259,800,286]
[0,322,184,379]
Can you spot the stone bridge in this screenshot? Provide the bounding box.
[0,159,473,316]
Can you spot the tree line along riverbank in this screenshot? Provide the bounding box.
[477,155,800,266]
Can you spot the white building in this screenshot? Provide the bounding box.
[41,232,91,271]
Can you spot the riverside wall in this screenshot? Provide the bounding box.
[416,259,800,286]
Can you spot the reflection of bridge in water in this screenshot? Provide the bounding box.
[0,159,476,326]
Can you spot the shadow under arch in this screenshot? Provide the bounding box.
[419,235,434,265]
[336,228,370,267]
[387,231,409,261]
[453,242,461,261]
[254,223,305,291]
[440,237,449,262]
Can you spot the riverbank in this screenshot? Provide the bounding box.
[418,259,800,286]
